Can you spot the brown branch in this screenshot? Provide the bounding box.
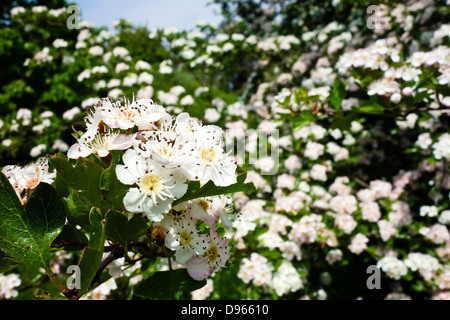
[89,245,125,291]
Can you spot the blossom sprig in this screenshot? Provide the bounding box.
[66,94,238,280]
[1,157,56,205]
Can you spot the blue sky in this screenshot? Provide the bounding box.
[76,0,223,31]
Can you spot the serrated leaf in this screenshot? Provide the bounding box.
[134,269,206,300]
[0,174,66,272]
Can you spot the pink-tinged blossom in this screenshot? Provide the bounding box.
[100,98,171,131]
[186,227,230,281]
[377,220,397,241]
[348,233,369,255]
[67,128,133,159]
[187,196,234,229]
[361,201,382,222]
[1,158,56,204]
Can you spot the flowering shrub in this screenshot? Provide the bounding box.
[0,94,253,299]
[1,0,449,300]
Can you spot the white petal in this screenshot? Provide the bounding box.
[115,119,135,130]
[220,211,233,229]
[96,147,110,158]
[115,164,138,185]
[122,149,146,177]
[208,161,237,187]
[148,198,172,217]
[165,230,180,250]
[188,202,207,220]
[175,246,194,264]
[176,157,201,181]
[110,134,133,150]
[146,211,164,222]
[67,142,92,159]
[168,174,188,199]
[186,256,211,281]
[123,188,146,212]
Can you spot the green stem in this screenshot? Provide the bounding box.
[161,246,173,271]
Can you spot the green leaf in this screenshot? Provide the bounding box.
[0,174,66,272]
[329,79,346,110]
[110,150,122,164]
[65,188,97,230]
[134,269,206,300]
[330,112,357,131]
[357,102,385,115]
[293,111,316,132]
[0,254,21,273]
[99,162,129,211]
[33,289,59,300]
[56,224,89,250]
[49,154,109,229]
[173,172,255,206]
[77,207,105,296]
[105,211,147,247]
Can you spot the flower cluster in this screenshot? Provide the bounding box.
[0,273,21,299]
[67,96,237,280]
[1,157,56,204]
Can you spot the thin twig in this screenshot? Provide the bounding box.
[89,245,125,291]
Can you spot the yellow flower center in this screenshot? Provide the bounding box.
[206,245,219,263]
[179,231,192,246]
[197,199,211,211]
[201,147,216,163]
[159,147,174,157]
[140,174,162,194]
[25,177,40,190]
[119,109,136,121]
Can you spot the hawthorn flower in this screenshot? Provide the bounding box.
[186,227,230,281]
[164,214,208,264]
[271,260,303,296]
[67,128,133,159]
[1,158,56,204]
[377,256,408,280]
[132,128,183,167]
[77,104,103,144]
[432,133,450,160]
[100,98,171,131]
[404,252,440,272]
[348,233,369,255]
[177,123,237,187]
[115,149,188,221]
[378,220,397,241]
[419,205,439,217]
[237,252,273,286]
[0,273,21,299]
[187,195,234,228]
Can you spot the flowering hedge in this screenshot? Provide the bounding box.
[0,0,449,300]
